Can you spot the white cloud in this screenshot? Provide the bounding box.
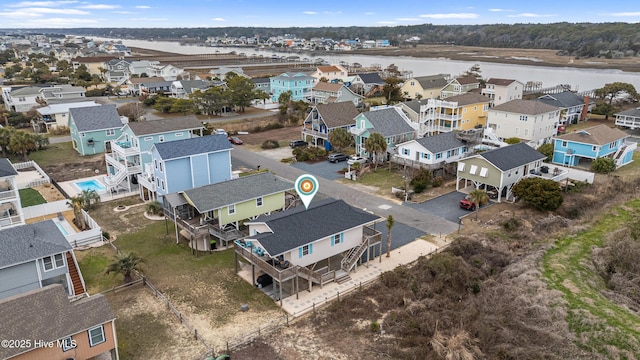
[507,13,556,18]
[303,11,317,15]
[212,17,225,21]
[77,4,120,9]
[0,10,42,17]
[489,8,514,12]
[419,13,478,19]
[20,7,89,14]
[396,17,420,21]
[25,17,96,25]
[607,12,640,17]
[135,5,151,9]
[8,1,77,7]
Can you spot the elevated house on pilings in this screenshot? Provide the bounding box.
[162,172,297,250]
[235,199,382,305]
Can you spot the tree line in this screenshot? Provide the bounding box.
[28,22,640,58]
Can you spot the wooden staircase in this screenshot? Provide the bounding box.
[66,252,85,296]
[335,270,351,284]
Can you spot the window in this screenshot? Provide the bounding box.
[159,135,165,142]
[402,148,410,156]
[469,165,478,175]
[175,132,184,137]
[457,162,465,172]
[43,254,64,271]
[299,244,312,257]
[228,204,236,215]
[105,129,115,136]
[160,180,165,190]
[480,167,488,177]
[422,152,428,159]
[332,233,343,246]
[473,106,477,111]
[159,162,163,172]
[144,136,153,141]
[88,325,106,347]
[153,159,158,170]
[256,197,263,207]
[520,115,528,121]
[562,141,567,147]
[61,337,76,352]
[592,145,598,152]
[435,153,442,159]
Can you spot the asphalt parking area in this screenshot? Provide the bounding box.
[292,159,347,180]
[404,191,481,223]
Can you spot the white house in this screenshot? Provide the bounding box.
[395,132,469,168]
[487,99,560,146]
[481,78,524,106]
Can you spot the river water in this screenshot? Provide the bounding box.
[98,37,640,92]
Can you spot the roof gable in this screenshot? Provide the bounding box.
[69,105,123,132]
[414,132,466,153]
[153,134,232,160]
[492,99,559,115]
[356,72,384,84]
[486,78,519,86]
[479,143,545,171]
[361,107,415,137]
[413,75,449,89]
[555,124,628,145]
[126,116,203,136]
[445,93,490,106]
[0,220,71,269]
[537,91,585,108]
[314,102,359,128]
[0,158,18,178]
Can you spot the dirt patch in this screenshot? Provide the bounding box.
[236,126,303,146]
[41,155,105,182]
[32,183,66,202]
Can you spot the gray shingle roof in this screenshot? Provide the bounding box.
[181,172,294,213]
[537,91,586,108]
[153,134,232,160]
[9,86,41,96]
[413,75,449,89]
[127,116,203,136]
[401,99,429,114]
[0,220,71,269]
[362,107,415,137]
[486,78,519,86]
[70,104,123,132]
[555,124,628,145]
[252,199,380,257]
[492,99,559,115]
[445,93,490,106]
[414,132,466,154]
[140,81,173,88]
[615,107,640,118]
[0,284,115,359]
[357,72,384,85]
[314,102,359,128]
[0,158,18,178]
[479,143,546,171]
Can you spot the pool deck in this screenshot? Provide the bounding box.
[59,175,108,198]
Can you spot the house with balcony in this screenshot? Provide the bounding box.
[302,102,359,149]
[0,220,86,300]
[270,72,314,102]
[487,99,561,147]
[305,81,363,105]
[104,58,131,85]
[170,79,218,99]
[350,72,385,96]
[104,116,205,194]
[537,91,592,125]
[552,124,636,168]
[69,105,125,156]
[0,284,118,360]
[163,172,296,248]
[406,93,490,137]
[236,198,381,304]
[38,84,87,104]
[615,107,640,129]
[0,158,24,229]
[126,76,165,95]
[36,100,99,132]
[456,143,548,202]
[352,107,416,157]
[311,64,348,83]
[394,132,470,171]
[1,86,41,112]
[142,134,232,202]
[481,78,523,106]
[440,76,481,99]
[400,74,450,100]
[251,77,271,95]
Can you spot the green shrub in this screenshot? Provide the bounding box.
[591,157,616,174]
[261,140,280,149]
[501,218,521,232]
[102,231,110,240]
[512,177,563,211]
[432,175,444,187]
[370,321,380,332]
[410,168,432,193]
[505,137,521,144]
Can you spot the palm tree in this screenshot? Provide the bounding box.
[364,132,387,170]
[386,215,395,258]
[0,127,15,157]
[106,252,146,283]
[468,189,490,221]
[80,189,100,210]
[67,196,86,230]
[8,130,36,161]
[146,201,162,216]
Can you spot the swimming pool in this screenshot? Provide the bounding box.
[74,179,106,193]
[53,219,69,236]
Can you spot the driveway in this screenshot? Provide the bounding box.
[292,159,346,180]
[404,191,477,223]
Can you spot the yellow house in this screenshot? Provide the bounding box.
[71,55,115,76]
[420,93,490,135]
[400,74,449,100]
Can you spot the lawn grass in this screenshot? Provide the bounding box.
[356,167,405,195]
[27,141,89,167]
[18,188,46,207]
[76,246,122,294]
[543,199,640,356]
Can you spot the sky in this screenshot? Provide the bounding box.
[0,0,639,29]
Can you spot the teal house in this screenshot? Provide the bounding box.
[270,72,314,102]
[351,107,416,158]
[69,105,124,156]
[552,124,636,168]
[104,116,204,194]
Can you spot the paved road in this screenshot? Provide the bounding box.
[231,148,459,236]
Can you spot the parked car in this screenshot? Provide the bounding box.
[228,136,243,145]
[289,140,308,148]
[347,155,367,166]
[459,195,476,211]
[327,152,348,163]
[214,129,228,136]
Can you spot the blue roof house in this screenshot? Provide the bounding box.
[104,116,205,196]
[146,134,233,202]
[351,107,416,158]
[69,105,124,156]
[270,72,314,102]
[552,124,636,168]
